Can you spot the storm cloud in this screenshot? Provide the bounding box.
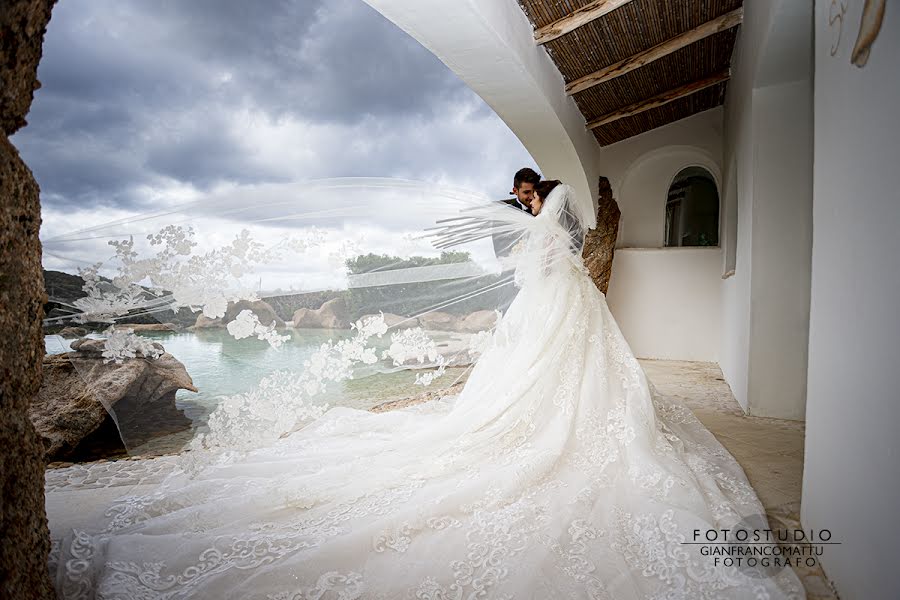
[12,0,536,222]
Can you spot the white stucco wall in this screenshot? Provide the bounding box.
[597,108,724,249]
[746,80,812,420]
[802,2,900,598]
[606,248,722,361]
[720,0,813,418]
[593,109,725,361]
[720,1,767,409]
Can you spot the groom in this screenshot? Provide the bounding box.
[503,167,540,215]
[493,167,539,258]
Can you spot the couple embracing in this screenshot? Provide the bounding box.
[492,167,564,259]
[502,166,560,217]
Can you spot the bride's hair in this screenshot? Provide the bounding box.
[535,180,585,253]
[534,179,561,200]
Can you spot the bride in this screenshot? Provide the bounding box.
[47,180,805,599]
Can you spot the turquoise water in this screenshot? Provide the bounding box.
[45,329,470,434]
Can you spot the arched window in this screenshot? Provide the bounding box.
[664,167,719,247]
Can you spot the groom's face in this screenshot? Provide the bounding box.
[512,183,535,209]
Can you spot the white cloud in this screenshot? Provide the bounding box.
[18,0,538,287]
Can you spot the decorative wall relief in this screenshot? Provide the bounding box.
[829,0,887,67]
[829,0,849,56]
[851,0,886,67]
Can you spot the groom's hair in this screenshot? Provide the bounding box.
[513,168,540,189]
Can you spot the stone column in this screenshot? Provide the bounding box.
[0,1,57,596]
[581,177,620,295]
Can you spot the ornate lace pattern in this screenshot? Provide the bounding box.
[69,226,324,327]
[48,258,805,600]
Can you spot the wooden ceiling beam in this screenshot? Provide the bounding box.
[586,69,730,130]
[567,8,743,96]
[534,0,636,45]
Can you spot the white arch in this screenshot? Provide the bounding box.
[361,0,603,220]
[615,144,722,247]
[663,165,722,247]
[617,145,722,201]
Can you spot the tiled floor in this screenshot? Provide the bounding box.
[639,359,840,600]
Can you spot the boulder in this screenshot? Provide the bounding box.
[291,309,316,328]
[458,310,499,333]
[189,300,284,330]
[68,336,164,356]
[30,338,197,462]
[190,313,224,329]
[292,297,350,329]
[224,299,284,328]
[416,311,462,331]
[58,326,87,337]
[115,322,178,332]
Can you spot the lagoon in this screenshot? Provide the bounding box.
[45,328,471,455]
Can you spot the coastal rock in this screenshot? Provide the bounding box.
[0,0,58,594]
[69,335,165,356]
[458,310,499,333]
[581,177,620,295]
[225,299,284,328]
[58,326,87,337]
[416,311,461,331]
[292,298,350,329]
[115,322,179,332]
[190,314,223,329]
[189,300,283,330]
[30,338,197,462]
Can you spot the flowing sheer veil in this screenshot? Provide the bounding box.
[44,180,810,599]
[41,178,591,469]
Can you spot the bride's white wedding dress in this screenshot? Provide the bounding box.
[47,184,805,599]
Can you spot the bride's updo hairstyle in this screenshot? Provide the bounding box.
[534,179,561,201]
[534,179,585,254]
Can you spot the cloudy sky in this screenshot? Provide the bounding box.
[14,0,537,251]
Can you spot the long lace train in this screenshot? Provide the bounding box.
[47,255,805,599]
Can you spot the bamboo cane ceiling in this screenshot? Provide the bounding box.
[517,0,743,146]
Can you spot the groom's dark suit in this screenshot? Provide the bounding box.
[501,197,533,215]
[493,197,533,258]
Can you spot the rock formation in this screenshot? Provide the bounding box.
[190,299,284,330]
[0,1,59,595]
[115,322,179,332]
[58,326,87,337]
[416,311,461,331]
[292,297,351,329]
[457,310,499,333]
[224,299,284,328]
[581,177,620,295]
[31,338,196,462]
[191,314,224,329]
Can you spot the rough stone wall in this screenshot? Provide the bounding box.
[581,177,620,295]
[0,0,57,596]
